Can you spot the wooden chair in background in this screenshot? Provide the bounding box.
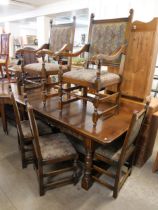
[92,103,148,198]
[27,104,79,196]
[58,9,134,126]
[16,17,76,104]
[0,33,11,80]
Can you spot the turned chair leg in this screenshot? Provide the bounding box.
[83,87,88,105]
[5,66,10,81]
[58,65,64,109]
[42,79,46,106]
[38,163,45,196]
[113,169,121,199]
[21,146,27,169]
[73,158,79,185]
[115,82,121,115]
[92,94,99,126]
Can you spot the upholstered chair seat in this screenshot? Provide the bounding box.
[24,63,69,76]
[63,69,120,89]
[39,133,77,161]
[95,143,135,163]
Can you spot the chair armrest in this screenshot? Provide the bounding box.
[36,43,70,57]
[56,44,90,57]
[16,43,49,55]
[92,44,127,62]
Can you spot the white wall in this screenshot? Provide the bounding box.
[2,0,158,57]
[89,0,157,21]
[36,16,50,47]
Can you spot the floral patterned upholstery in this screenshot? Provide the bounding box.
[63,69,120,89]
[23,63,69,75]
[39,133,77,161]
[20,120,52,139]
[49,26,73,52]
[95,143,135,163]
[89,22,127,57]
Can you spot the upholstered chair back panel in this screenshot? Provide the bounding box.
[89,22,127,57]
[49,25,74,53]
[127,113,145,147]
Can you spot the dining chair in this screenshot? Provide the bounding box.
[16,17,76,104]
[58,9,134,126]
[92,101,148,198]
[27,103,79,196]
[11,92,53,168]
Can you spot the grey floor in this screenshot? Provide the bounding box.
[0,122,158,210]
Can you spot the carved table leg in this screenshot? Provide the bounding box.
[82,138,93,190]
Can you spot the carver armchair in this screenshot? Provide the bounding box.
[58,9,134,126]
[16,17,76,104]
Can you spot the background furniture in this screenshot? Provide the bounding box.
[27,104,79,196]
[0,33,11,80]
[92,105,147,198]
[151,72,158,97]
[120,18,158,100]
[151,111,158,172]
[135,101,158,166]
[58,9,133,126]
[0,82,12,134]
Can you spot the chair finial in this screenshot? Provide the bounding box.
[129,8,134,21]
[91,13,95,20]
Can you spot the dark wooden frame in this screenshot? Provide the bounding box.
[92,103,148,198]
[11,92,34,168]
[58,9,134,126]
[27,104,79,196]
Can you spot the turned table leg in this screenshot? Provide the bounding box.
[82,138,93,190]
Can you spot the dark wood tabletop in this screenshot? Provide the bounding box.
[8,82,143,145]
